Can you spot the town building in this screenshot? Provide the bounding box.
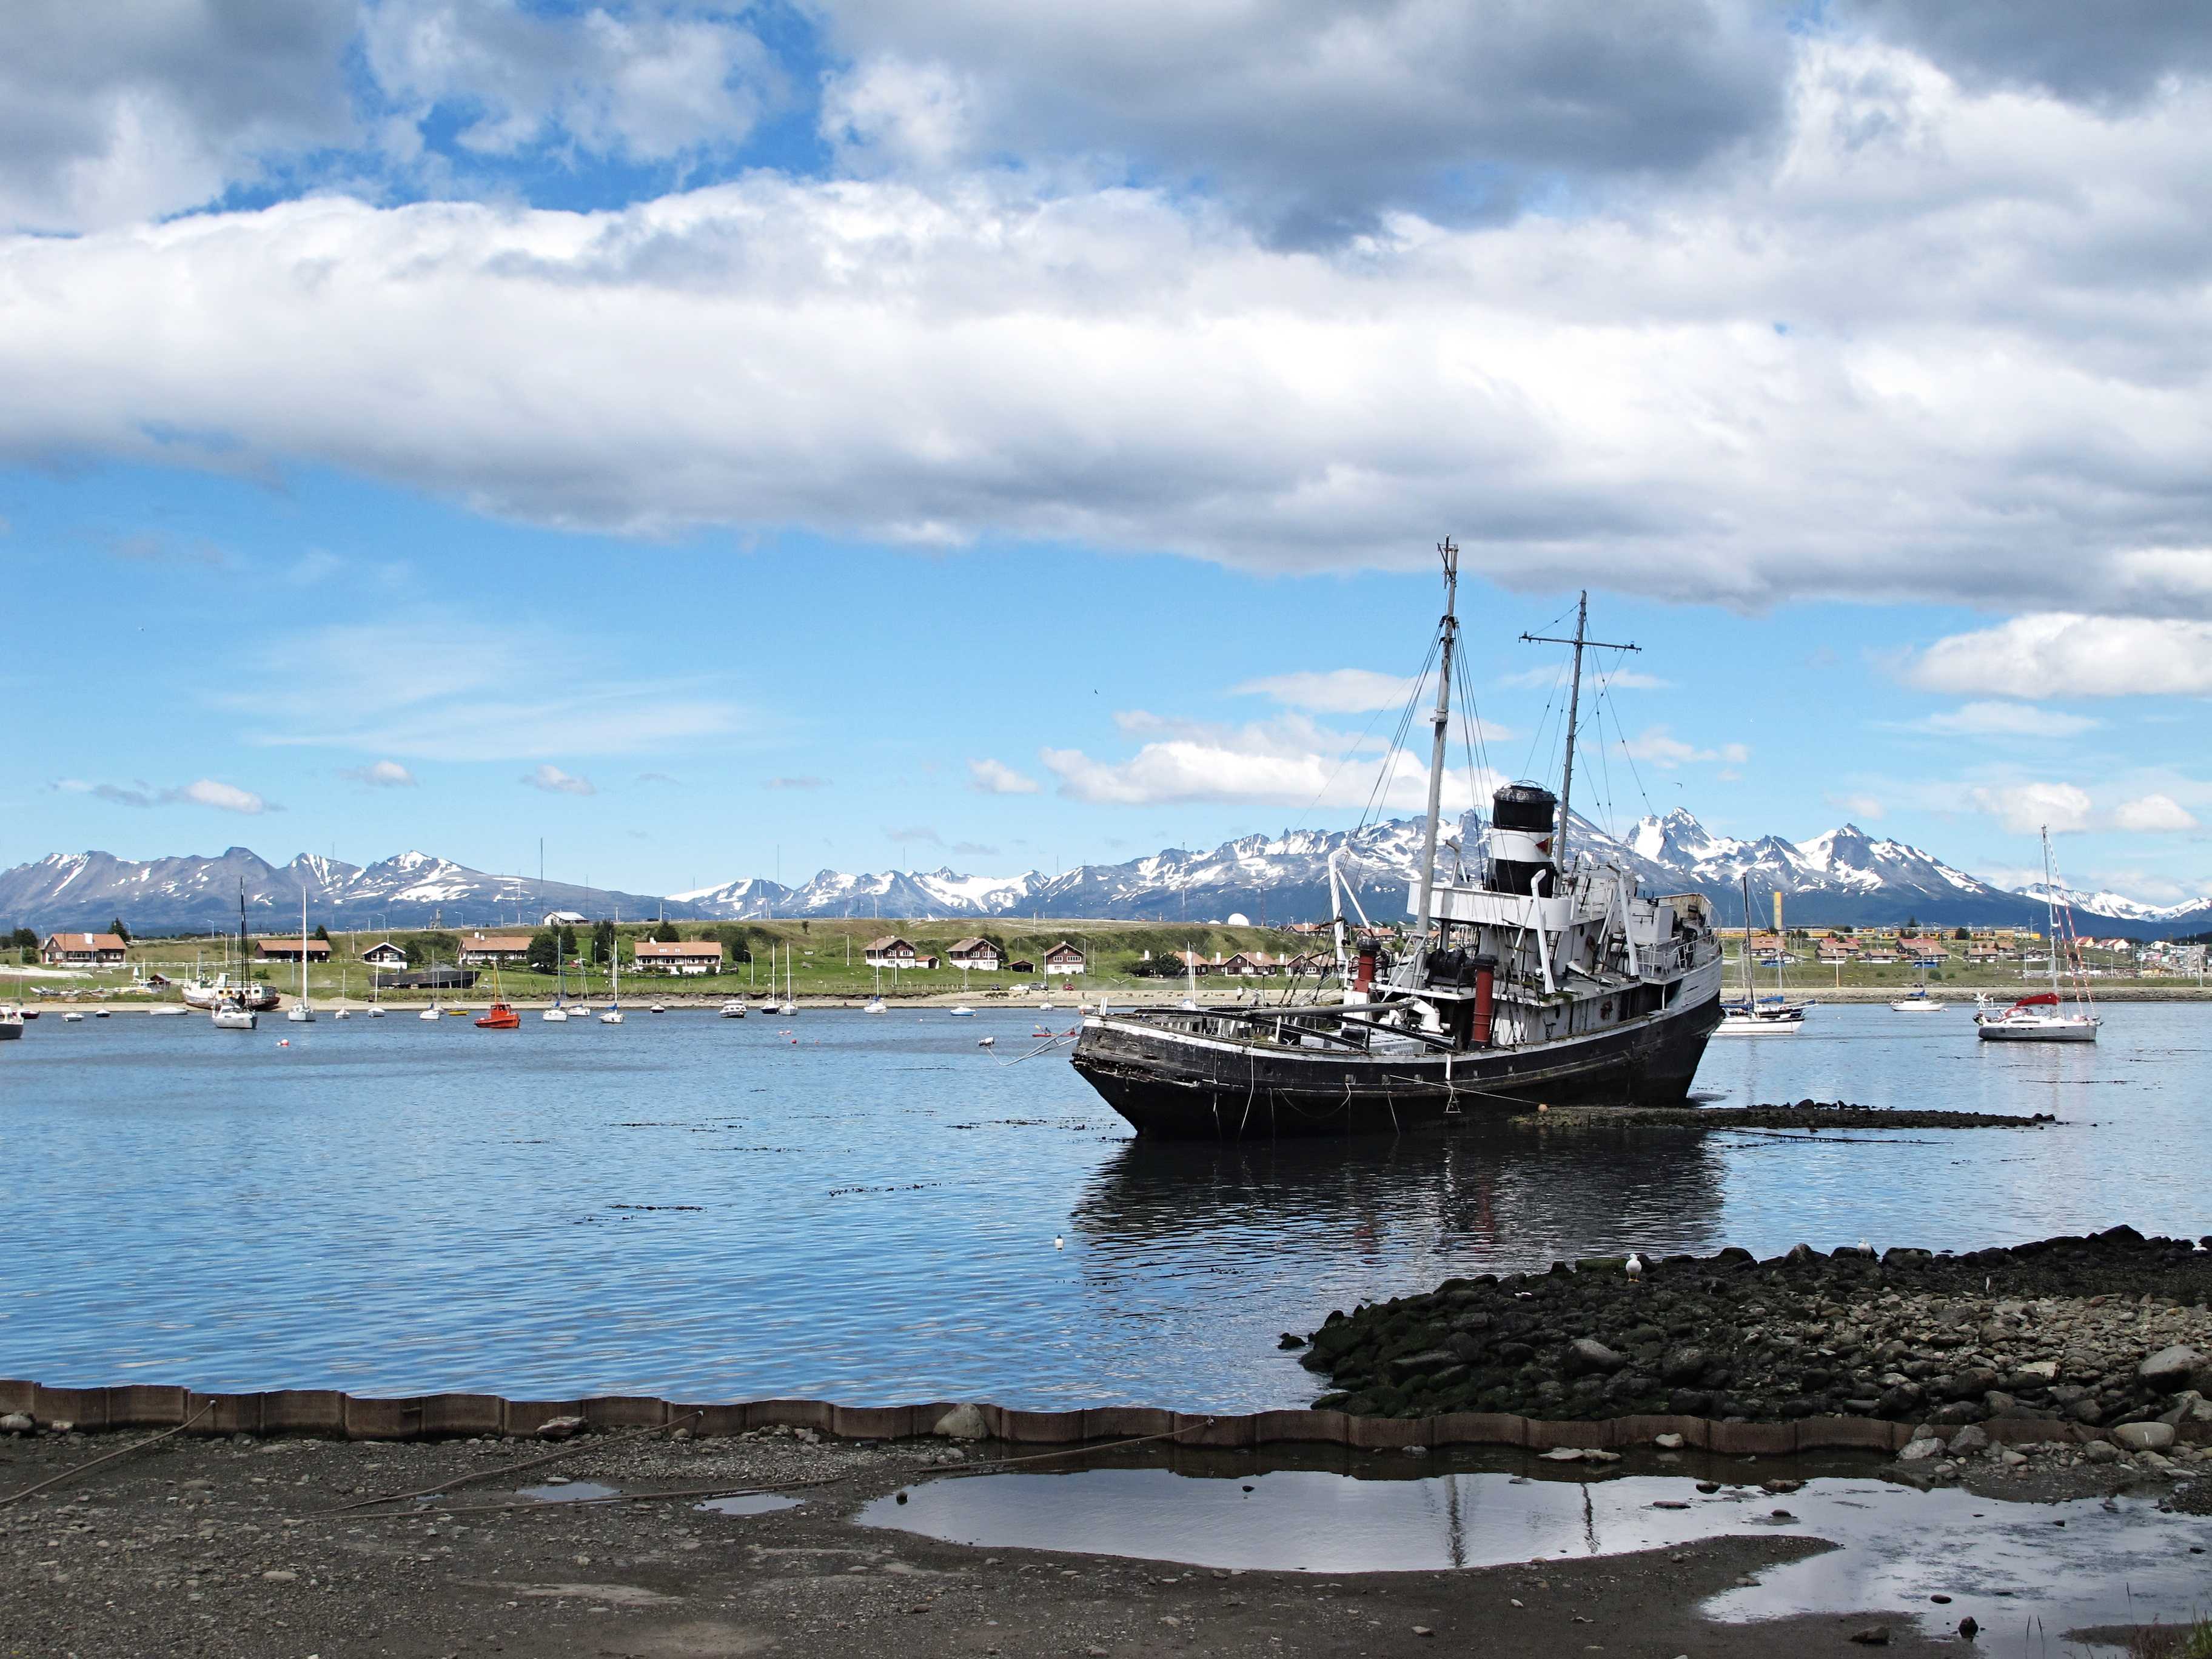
[41,932,128,968]
[372,966,478,991]
[946,937,1005,971]
[359,940,409,971]
[1043,940,1087,976]
[456,933,532,966]
[256,937,333,964]
[632,939,725,976]
[864,936,940,970]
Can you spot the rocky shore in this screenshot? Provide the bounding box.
[1297,1227,2212,1442]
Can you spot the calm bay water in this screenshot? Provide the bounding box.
[3,1003,2207,1411]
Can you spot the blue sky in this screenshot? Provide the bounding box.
[5,2,2211,905]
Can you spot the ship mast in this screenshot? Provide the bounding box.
[1520,591,1636,873]
[1412,540,1460,944]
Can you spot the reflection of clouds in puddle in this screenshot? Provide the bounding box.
[859,1469,2212,1639]
[695,1493,803,1517]
[519,1480,620,1503]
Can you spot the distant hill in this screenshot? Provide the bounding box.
[6,812,2208,938]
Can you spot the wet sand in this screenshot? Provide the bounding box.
[0,1426,2046,1659]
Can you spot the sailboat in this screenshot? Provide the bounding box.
[286,885,315,1022]
[475,956,520,1030]
[1714,877,1806,1036]
[1977,827,2100,1043]
[777,943,797,1017]
[1068,550,1728,1138]
[1890,957,1943,1013]
[543,931,571,1021]
[333,963,352,1019]
[420,957,444,1021]
[211,888,257,1030]
[599,936,625,1024]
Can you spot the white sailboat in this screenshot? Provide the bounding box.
[333,963,352,1019]
[1890,958,1943,1013]
[420,957,444,1021]
[599,936,625,1024]
[543,931,571,1021]
[1714,877,1806,1036]
[777,943,797,1016]
[1976,827,2100,1044]
[211,888,258,1030]
[286,885,315,1022]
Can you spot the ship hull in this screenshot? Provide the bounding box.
[1073,985,1725,1139]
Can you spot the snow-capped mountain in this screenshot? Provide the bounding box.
[0,848,663,935]
[7,813,2210,937]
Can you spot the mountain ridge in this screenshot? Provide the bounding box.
[4,813,2207,938]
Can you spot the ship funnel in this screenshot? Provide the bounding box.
[1487,782,1558,896]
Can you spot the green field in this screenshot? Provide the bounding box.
[4,919,1331,1004]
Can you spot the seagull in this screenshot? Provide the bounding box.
[1859,1239,1872,1256]
[1624,1253,1645,1281]
[1053,1236,1064,1250]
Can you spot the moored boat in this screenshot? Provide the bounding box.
[1976,828,2100,1044]
[1070,548,1725,1139]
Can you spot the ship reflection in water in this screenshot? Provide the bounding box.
[1071,1126,1729,1278]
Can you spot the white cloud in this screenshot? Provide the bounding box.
[8,27,2212,615]
[55,776,276,814]
[885,824,942,843]
[1498,664,1670,691]
[341,759,417,788]
[967,757,1040,794]
[762,775,830,789]
[1823,791,1886,820]
[1232,669,1421,714]
[1908,616,2212,699]
[521,763,595,796]
[1969,781,2094,834]
[1621,726,1750,769]
[2110,793,2199,833]
[1913,701,2099,737]
[1042,712,1497,809]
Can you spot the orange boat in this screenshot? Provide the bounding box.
[475,1001,519,1029]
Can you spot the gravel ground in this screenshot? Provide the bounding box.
[1,1424,2017,1659]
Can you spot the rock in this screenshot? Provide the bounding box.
[1946,1425,1991,1455]
[535,1416,585,1440]
[2138,1346,2200,1390]
[1898,1438,1945,1463]
[1564,1338,1626,1376]
[262,1570,298,1582]
[1653,1433,1684,1449]
[2016,1359,2059,1381]
[1660,1347,1708,1385]
[1848,1626,1891,1645]
[1540,1447,1586,1461]
[0,1413,32,1435]
[1959,1615,1979,1640]
[2082,1439,2120,1464]
[1387,1350,1457,1382]
[933,1404,990,1441]
[1278,1332,1307,1350]
[2111,1421,2175,1451]
[1999,1447,2027,1467]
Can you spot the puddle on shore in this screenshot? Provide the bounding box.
[859,1466,2212,1642]
[695,1493,804,1517]
[519,1480,621,1503]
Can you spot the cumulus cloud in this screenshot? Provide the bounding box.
[521,763,595,795]
[55,776,278,814]
[1042,712,1496,810]
[819,0,1788,239]
[1835,0,2212,106]
[1232,669,1422,714]
[1620,726,1749,769]
[1913,701,2100,737]
[1907,617,2212,699]
[1970,780,2095,834]
[967,757,1040,794]
[1823,791,1886,820]
[340,759,418,787]
[361,0,780,163]
[2110,793,2199,833]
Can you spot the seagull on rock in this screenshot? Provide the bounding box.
[1624,1253,1646,1281]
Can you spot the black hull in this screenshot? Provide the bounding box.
[1072,991,1723,1139]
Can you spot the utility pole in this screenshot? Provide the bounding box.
[1520,591,1638,868]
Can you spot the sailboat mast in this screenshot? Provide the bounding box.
[2042,825,2061,1000]
[1412,540,1460,943]
[1558,591,1589,871]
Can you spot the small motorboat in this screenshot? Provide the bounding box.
[720,999,748,1018]
[210,999,256,1031]
[95,1008,111,1018]
[1889,988,1943,1012]
[947,1006,975,1017]
[862,997,886,1014]
[475,1002,520,1030]
[543,1005,570,1022]
[367,1005,385,1018]
[149,1004,190,1016]
[0,1007,23,1042]
[649,1002,666,1013]
[978,1035,995,1047]
[61,1011,85,1022]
